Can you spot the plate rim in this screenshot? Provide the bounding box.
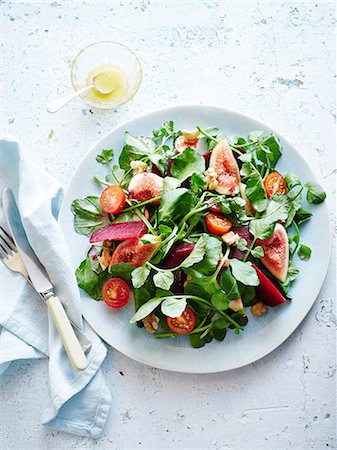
[58,104,331,373]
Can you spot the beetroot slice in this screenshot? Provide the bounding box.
[90,221,147,243]
[252,264,286,307]
[229,226,253,260]
[165,243,195,268]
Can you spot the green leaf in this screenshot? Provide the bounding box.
[298,244,312,261]
[129,297,163,323]
[96,149,114,164]
[125,132,156,154]
[131,266,151,288]
[211,323,228,341]
[180,236,207,268]
[294,208,312,225]
[163,176,181,191]
[305,182,326,204]
[211,290,229,311]
[161,297,187,317]
[243,163,268,212]
[249,196,290,240]
[192,235,222,275]
[153,271,174,290]
[229,259,260,286]
[108,263,135,284]
[185,275,219,300]
[170,147,205,181]
[256,135,282,169]
[238,283,257,306]
[134,281,155,311]
[279,265,299,295]
[236,238,248,251]
[75,258,114,300]
[71,196,110,236]
[119,145,143,170]
[159,188,197,223]
[251,246,264,258]
[190,172,207,193]
[219,268,241,300]
[189,334,205,348]
[158,224,172,237]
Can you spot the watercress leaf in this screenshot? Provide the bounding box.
[192,235,222,275]
[96,149,114,164]
[119,145,143,170]
[238,152,253,163]
[212,325,227,341]
[189,334,205,348]
[191,172,207,193]
[249,196,290,239]
[71,196,110,236]
[180,236,207,268]
[131,266,151,288]
[229,259,260,286]
[158,224,172,236]
[185,275,219,299]
[244,163,268,212]
[129,297,163,323]
[134,280,155,311]
[170,147,205,181]
[285,172,301,189]
[125,132,156,154]
[294,208,312,225]
[153,271,174,290]
[219,267,240,300]
[108,263,135,283]
[251,246,264,258]
[159,188,197,223]
[279,265,299,296]
[305,182,327,204]
[237,238,248,251]
[248,130,264,142]
[75,258,105,300]
[161,297,187,317]
[238,283,257,306]
[211,290,229,311]
[240,162,253,178]
[256,135,282,169]
[298,244,312,261]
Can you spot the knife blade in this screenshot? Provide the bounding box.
[2,188,88,371]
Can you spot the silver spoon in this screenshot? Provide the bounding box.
[46,73,114,114]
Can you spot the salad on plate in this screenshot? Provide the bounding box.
[71,121,326,348]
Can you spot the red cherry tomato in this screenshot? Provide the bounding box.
[209,204,222,213]
[264,172,287,198]
[102,277,130,308]
[100,185,126,214]
[206,213,232,235]
[167,307,196,334]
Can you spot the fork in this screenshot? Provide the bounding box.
[0,225,92,353]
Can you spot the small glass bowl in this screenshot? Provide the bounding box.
[71,41,142,110]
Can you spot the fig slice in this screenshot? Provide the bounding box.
[240,183,255,216]
[257,223,289,283]
[89,221,147,243]
[209,138,240,195]
[174,135,199,154]
[110,238,158,268]
[128,172,163,204]
[252,264,287,307]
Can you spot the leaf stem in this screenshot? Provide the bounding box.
[242,236,258,262]
[196,126,219,143]
[122,196,161,212]
[93,176,110,187]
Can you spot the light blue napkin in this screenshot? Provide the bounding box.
[0,137,111,438]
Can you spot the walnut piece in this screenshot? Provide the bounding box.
[97,249,111,271]
[251,302,268,316]
[182,129,200,142]
[204,167,219,191]
[142,314,160,334]
[222,231,240,246]
[130,160,148,175]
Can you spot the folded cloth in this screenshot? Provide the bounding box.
[0,137,111,438]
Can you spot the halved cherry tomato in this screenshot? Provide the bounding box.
[167,307,196,334]
[102,277,130,308]
[206,213,232,235]
[264,172,287,198]
[100,185,126,214]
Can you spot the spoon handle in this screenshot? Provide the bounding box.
[46,85,93,114]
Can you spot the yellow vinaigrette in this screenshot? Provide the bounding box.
[84,64,128,105]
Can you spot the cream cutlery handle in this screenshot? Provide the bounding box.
[45,85,93,114]
[46,294,88,371]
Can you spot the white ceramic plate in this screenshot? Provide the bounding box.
[59,105,330,373]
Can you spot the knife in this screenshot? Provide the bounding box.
[2,188,88,371]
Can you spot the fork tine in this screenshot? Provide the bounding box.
[0,243,8,260]
[0,225,16,253]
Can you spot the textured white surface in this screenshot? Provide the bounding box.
[1,1,336,449]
